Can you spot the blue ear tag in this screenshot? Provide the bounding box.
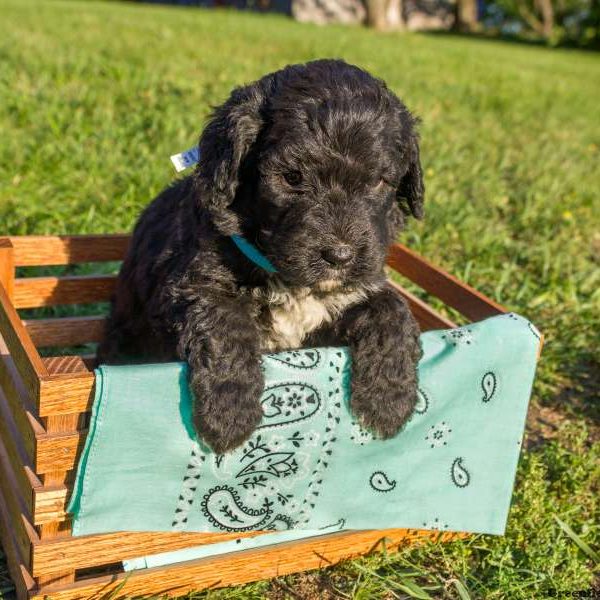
[230,235,278,274]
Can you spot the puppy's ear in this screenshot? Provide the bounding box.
[194,79,272,235]
[397,133,425,220]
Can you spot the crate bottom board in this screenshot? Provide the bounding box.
[1,491,466,600]
[33,528,462,600]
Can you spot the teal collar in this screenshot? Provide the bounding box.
[230,235,277,273]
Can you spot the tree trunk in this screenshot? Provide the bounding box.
[366,0,389,30]
[535,0,555,38]
[455,0,477,32]
[365,0,405,30]
[386,0,405,30]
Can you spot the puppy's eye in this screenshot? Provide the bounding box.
[283,171,303,186]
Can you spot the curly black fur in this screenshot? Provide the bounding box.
[98,59,424,454]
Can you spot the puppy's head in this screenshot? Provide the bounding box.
[195,59,424,288]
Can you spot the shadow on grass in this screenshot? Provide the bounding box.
[526,355,600,450]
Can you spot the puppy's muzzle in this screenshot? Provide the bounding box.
[321,244,354,267]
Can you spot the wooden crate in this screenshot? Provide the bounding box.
[0,235,505,600]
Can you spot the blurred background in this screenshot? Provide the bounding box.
[145,0,600,48]
[0,0,598,598]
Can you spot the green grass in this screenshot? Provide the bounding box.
[0,0,599,597]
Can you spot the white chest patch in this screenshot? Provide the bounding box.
[244,280,375,352]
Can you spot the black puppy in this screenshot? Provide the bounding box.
[98,59,424,454]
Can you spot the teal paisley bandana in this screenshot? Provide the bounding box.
[69,313,541,549]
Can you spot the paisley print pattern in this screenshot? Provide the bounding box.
[133,317,545,537]
[369,471,397,492]
[451,457,471,488]
[268,349,321,369]
[415,388,430,414]
[236,451,299,479]
[441,327,474,347]
[70,314,542,540]
[259,383,321,427]
[171,442,205,531]
[190,349,347,532]
[350,421,374,445]
[481,372,497,403]
[296,393,342,525]
[425,421,452,448]
[200,485,274,532]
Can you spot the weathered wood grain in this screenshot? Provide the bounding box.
[34,429,83,475]
[37,370,95,417]
[35,413,80,585]
[32,485,69,526]
[13,275,116,309]
[36,413,80,543]
[0,433,37,569]
[24,315,106,348]
[34,529,466,600]
[0,478,36,600]
[0,370,69,531]
[31,530,261,577]
[0,384,40,514]
[0,340,43,459]
[9,234,130,267]
[0,284,47,402]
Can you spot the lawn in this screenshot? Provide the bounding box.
[0,0,599,597]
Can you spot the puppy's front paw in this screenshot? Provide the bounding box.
[191,376,264,455]
[351,381,417,439]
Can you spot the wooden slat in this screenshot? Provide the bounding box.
[0,478,36,600]
[31,530,260,578]
[0,431,38,568]
[36,573,76,590]
[388,281,456,331]
[0,284,47,401]
[13,275,116,309]
[0,358,67,531]
[0,237,15,301]
[24,316,106,348]
[0,339,44,459]
[0,382,41,515]
[9,234,130,267]
[386,243,506,321]
[34,529,465,600]
[0,336,83,527]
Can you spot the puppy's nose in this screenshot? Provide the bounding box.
[321,244,354,267]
